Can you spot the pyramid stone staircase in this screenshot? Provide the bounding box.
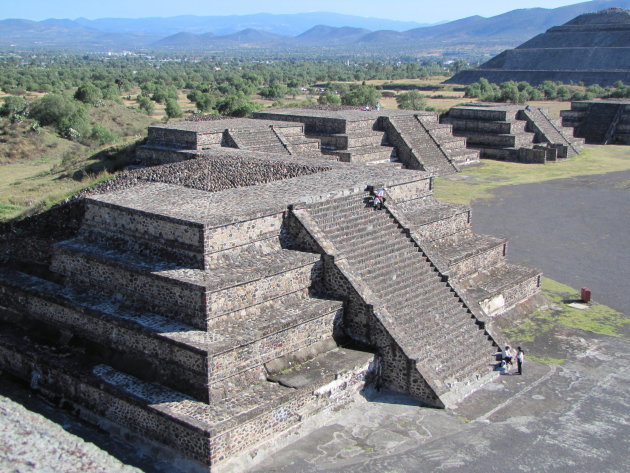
[0,185,375,472]
[520,107,584,156]
[291,191,500,407]
[384,114,461,175]
[253,109,479,175]
[226,126,290,155]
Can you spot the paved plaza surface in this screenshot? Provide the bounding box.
[471,170,630,314]
[250,326,629,473]
[1,170,629,473]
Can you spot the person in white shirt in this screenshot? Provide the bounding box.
[501,345,513,372]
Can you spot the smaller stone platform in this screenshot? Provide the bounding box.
[442,104,584,162]
[254,108,478,175]
[561,99,630,144]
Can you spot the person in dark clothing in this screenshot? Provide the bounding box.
[516,347,524,375]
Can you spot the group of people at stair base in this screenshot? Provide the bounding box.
[373,187,385,210]
[501,346,524,375]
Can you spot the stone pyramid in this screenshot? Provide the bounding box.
[448,8,630,86]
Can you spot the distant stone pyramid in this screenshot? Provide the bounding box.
[448,8,630,86]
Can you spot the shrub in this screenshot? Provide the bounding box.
[0,96,27,117]
[29,94,89,139]
[74,82,103,105]
[165,99,183,119]
[90,124,118,146]
[396,90,428,110]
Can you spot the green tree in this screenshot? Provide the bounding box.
[340,83,379,107]
[74,82,102,105]
[317,90,341,105]
[137,95,155,115]
[29,94,89,139]
[165,99,183,119]
[0,96,27,117]
[216,93,261,117]
[396,90,428,110]
[90,124,118,145]
[259,81,288,99]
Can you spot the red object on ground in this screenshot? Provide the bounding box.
[581,287,591,303]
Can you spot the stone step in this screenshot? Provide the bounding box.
[378,275,449,307]
[0,329,372,472]
[231,129,279,144]
[446,147,480,165]
[246,144,289,154]
[337,228,409,255]
[81,198,206,267]
[437,136,468,151]
[429,231,507,277]
[463,131,534,148]
[318,207,392,232]
[354,247,426,277]
[420,123,454,139]
[0,269,344,402]
[335,145,395,164]
[51,238,320,330]
[340,240,413,269]
[459,263,542,317]
[386,282,460,315]
[0,268,209,401]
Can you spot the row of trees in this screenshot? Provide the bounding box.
[0,54,458,97]
[464,78,630,103]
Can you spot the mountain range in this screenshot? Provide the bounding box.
[1,0,629,55]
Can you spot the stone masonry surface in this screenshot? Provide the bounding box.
[0,111,547,472]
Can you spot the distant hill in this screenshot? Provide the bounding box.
[75,12,426,37]
[296,26,371,44]
[0,18,157,48]
[1,0,630,54]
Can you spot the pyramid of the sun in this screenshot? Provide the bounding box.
[448,8,630,86]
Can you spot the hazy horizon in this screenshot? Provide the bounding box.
[1,0,584,23]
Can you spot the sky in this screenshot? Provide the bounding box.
[1,0,585,23]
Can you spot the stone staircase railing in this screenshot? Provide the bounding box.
[521,107,580,156]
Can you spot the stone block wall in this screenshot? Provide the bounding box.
[253,112,348,134]
[50,245,208,329]
[147,127,200,149]
[208,307,341,385]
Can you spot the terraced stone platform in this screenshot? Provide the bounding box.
[443,104,584,163]
[254,108,478,175]
[0,119,545,471]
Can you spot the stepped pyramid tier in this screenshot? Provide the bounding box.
[254,107,480,175]
[139,117,321,164]
[442,104,584,163]
[447,8,630,86]
[0,130,544,471]
[561,99,630,144]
